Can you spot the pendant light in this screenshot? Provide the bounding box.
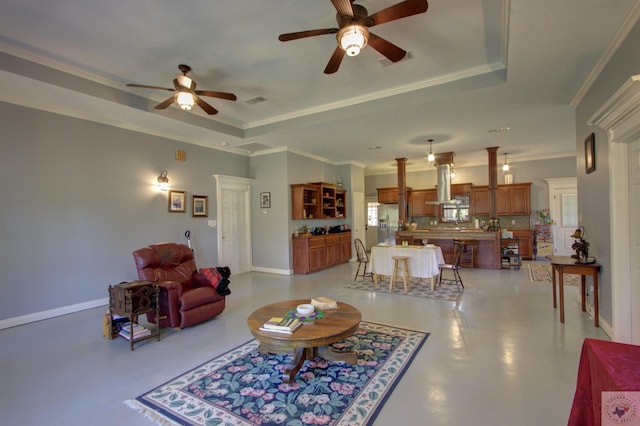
[502,153,510,171]
[427,139,435,162]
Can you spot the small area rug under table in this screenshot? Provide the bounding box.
[529,263,580,286]
[126,321,428,426]
[345,277,461,302]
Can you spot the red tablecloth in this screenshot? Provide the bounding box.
[569,338,640,425]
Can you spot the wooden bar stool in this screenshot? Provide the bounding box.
[390,256,411,292]
[457,239,478,268]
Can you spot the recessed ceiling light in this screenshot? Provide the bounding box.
[488,127,511,133]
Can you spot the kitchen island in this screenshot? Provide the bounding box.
[396,229,501,269]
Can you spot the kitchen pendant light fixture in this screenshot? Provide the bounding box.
[502,153,510,171]
[427,139,435,162]
[450,153,456,179]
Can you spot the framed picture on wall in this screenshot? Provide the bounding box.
[192,195,208,217]
[168,190,186,213]
[585,133,595,174]
[260,192,271,208]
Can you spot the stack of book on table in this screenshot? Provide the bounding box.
[259,317,301,334]
[118,322,151,341]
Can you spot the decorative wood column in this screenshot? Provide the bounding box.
[396,157,407,225]
[486,147,499,219]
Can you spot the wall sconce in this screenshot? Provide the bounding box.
[157,170,170,190]
[427,139,435,162]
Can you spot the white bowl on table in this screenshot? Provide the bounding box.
[296,303,315,316]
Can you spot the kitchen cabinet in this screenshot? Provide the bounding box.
[511,230,533,260]
[291,184,320,220]
[377,187,412,204]
[291,183,346,220]
[451,183,472,196]
[471,186,490,216]
[293,231,351,274]
[339,232,352,263]
[377,187,399,204]
[471,183,531,216]
[410,189,438,216]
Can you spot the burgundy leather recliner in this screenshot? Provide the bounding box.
[133,243,226,328]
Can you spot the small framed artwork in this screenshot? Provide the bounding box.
[168,190,186,213]
[260,192,271,208]
[585,132,595,174]
[192,195,208,217]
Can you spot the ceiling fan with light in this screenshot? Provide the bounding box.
[278,0,428,74]
[126,64,237,115]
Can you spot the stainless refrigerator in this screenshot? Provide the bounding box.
[377,204,399,245]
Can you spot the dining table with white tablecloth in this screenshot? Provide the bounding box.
[368,245,445,291]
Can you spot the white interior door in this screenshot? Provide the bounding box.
[546,177,577,256]
[213,175,252,274]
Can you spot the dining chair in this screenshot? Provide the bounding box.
[353,238,372,281]
[438,239,464,291]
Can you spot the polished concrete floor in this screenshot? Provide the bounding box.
[0,260,609,425]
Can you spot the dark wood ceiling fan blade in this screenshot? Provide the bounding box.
[127,83,174,92]
[367,0,428,27]
[279,28,338,42]
[195,90,237,101]
[324,47,346,74]
[330,0,354,17]
[154,96,176,110]
[368,33,406,62]
[194,96,218,115]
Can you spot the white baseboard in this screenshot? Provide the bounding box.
[251,266,293,275]
[0,298,108,330]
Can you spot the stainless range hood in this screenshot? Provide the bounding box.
[427,163,461,205]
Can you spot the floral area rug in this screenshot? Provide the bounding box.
[529,264,580,286]
[345,277,461,302]
[126,321,428,426]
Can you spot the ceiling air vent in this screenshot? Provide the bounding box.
[244,96,267,106]
[379,51,413,67]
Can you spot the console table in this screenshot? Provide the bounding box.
[549,256,601,327]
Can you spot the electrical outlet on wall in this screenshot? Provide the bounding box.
[511,220,516,225]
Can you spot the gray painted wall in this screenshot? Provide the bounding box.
[1,102,249,320]
[574,19,640,326]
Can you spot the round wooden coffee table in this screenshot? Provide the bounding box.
[247,299,361,383]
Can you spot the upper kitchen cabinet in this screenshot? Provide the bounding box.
[377,187,412,204]
[377,187,399,204]
[451,183,472,196]
[502,183,531,215]
[471,183,531,216]
[471,186,490,216]
[410,189,437,216]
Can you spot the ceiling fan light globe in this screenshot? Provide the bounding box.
[338,25,368,57]
[176,92,195,110]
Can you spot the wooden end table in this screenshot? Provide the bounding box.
[247,299,361,383]
[549,256,601,327]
